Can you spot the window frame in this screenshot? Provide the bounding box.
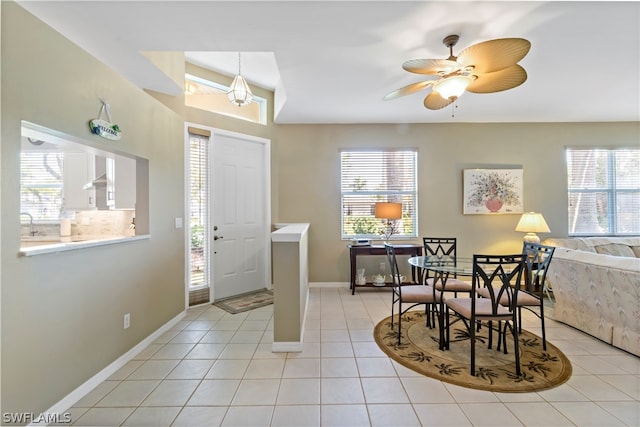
[566,146,640,236]
[187,132,211,291]
[340,148,418,240]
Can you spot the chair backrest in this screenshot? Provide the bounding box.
[423,237,457,258]
[521,242,555,295]
[423,237,460,279]
[384,243,403,285]
[472,254,524,314]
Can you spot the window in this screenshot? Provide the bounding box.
[188,132,210,291]
[567,147,640,235]
[341,149,417,239]
[20,151,64,222]
[185,74,267,125]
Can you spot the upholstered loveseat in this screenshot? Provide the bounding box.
[542,237,640,356]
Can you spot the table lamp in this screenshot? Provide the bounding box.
[375,202,402,241]
[515,212,550,244]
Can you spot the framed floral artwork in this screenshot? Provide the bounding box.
[463,169,524,214]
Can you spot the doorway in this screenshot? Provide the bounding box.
[185,125,270,306]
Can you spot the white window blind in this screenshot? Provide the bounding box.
[341,149,418,239]
[188,133,210,289]
[20,151,64,221]
[567,147,640,235]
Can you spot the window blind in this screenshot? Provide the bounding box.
[567,147,640,235]
[340,149,418,239]
[188,134,210,289]
[20,151,64,221]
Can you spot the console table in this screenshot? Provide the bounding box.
[348,243,422,295]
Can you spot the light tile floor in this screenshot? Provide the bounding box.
[64,287,639,426]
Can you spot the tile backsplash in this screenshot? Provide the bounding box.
[73,210,136,239]
[21,210,136,239]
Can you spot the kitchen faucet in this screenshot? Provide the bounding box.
[20,212,36,236]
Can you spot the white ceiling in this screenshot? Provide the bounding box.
[17,1,640,124]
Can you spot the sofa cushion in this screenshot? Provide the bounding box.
[594,243,636,258]
[632,246,640,258]
[543,238,595,252]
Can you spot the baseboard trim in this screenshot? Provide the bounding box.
[272,341,304,352]
[31,310,187,424]
[310,282,349,288]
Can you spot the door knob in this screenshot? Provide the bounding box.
[214,235,224,241]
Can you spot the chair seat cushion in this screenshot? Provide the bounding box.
[513,292,539,306]
[445,297,513,320]
[476,288,540,307]
[426,278,472,293]
[397,285,443,303]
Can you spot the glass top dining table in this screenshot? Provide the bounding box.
[407,255,474,276]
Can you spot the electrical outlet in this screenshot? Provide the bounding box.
[124,313,130,329]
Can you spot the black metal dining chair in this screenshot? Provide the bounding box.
[475,243,555,350]
[445,253,525,376]
[519,243,555,350]
[385,243,443,345]
[422,237,472,296]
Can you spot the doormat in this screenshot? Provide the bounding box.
[213,289,273,314]
[374,311,572,392]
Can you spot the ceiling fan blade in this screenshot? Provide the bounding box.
[402,58,461,75]
[383,80,435,100]
[457,38,531,74]
[424,91,455,110]
[466,64,527,93]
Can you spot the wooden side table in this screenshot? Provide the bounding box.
[348,243,423,295]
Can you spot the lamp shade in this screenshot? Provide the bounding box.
[433,75,474,100]
[515,212,550,233]
[375,202,402,220]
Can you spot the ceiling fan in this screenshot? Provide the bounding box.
[383,35,531,110]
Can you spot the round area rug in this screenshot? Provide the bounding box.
[374,311,572,392]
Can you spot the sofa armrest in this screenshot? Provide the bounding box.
[547,248,640,356]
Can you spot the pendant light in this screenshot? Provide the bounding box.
[227,52,253,107]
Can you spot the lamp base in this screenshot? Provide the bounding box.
[523,233,541,245]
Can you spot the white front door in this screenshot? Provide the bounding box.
[212,131,269,300]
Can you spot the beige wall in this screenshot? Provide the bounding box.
[274,122,639,282]
[1,3,185,414]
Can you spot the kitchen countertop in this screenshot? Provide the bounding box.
[19,235,149,256]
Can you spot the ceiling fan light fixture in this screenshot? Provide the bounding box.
[433,75,474,100]
[385,35,530,111]
[227,52,253,107]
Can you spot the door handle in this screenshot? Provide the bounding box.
[214,235,224,241]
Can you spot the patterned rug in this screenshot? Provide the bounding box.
[213,289,273,314]
[374,311,572,392]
